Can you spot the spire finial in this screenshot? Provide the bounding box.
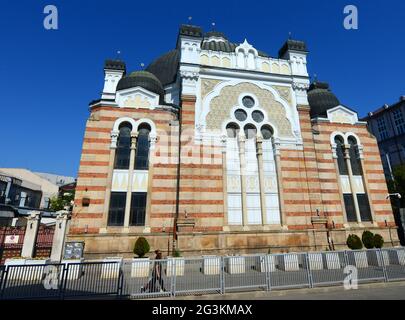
[211,22,216,31]
[188,16,192,23]
[116,50,121,60]
[288,32,292,40]
[313,73,318,82]
[140,62,145,70]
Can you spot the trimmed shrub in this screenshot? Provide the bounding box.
[173,249,182,257]
[362,231,375,249]
[133,237,150,258]
[347,234,363,250]
[373,234,384,248]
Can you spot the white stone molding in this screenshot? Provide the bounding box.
[110,130,119,149]
[115,86,160,109]
[180,67,200,96]
[327,105,359,125]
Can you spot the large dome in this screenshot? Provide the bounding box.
[116,71,164,98]
[146,50,180,87]
[307,82,340,118]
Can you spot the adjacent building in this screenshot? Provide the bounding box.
[68,24,399,258]
[0,168,75,225]
[362,97,405,180]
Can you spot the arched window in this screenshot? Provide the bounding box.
[135,123,151,170]
[224,96,281,226]
[114,122,132,169]
[334,136,348,175]
[348,136,362,176]
[348,136,372,222]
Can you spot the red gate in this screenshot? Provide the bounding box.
[0,226,26,264]
[33,225,55,258]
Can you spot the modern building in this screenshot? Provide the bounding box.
[68,24,399,258]
[361,97,405,180]
[0,168,74,225]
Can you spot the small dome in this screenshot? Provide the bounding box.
[116,70,164,98]
[307,82,340,118]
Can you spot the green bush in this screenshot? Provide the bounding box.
[373,234,384,248]
[362,231,375,249]
[133,237,150,258]
[173,249,182,257]
[347,234,363,250]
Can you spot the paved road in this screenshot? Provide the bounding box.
[170,281,405,300]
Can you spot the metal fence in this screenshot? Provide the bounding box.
[0,247,405,300]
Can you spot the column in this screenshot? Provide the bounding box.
[50,211,70,262]
[221,135,229,230]
[21,211,41,258]
[256,135,267,226]
[332,144,349,226]
[101,131,118,230]
[344,144,362,224]
[273,139,287,228]
[143,134,157,233]
[238,133,248,228]
[124,132,137,229]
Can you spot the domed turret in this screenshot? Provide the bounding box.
[307,82,340,118]
[116,70,164,98]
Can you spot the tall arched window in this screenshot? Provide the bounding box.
[130,123,151,226]
[348,136,372,222]
[114,122,132,169]
[224,95,281,226]
[348,136,362,176]
[135,123,151,170]
[226,123,243,225]
[335,136,348,175]
[334,135,356,222]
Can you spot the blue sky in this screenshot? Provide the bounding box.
[1,0,404,177]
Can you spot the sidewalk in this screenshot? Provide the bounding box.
[152,281,405,300]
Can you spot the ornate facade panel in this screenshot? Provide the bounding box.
[205,82,294,137]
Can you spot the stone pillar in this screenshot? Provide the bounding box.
[143,134,157,233]
[344,145,362,224]
[238,133,248,228]
[273,139,287,228]
[21,211,41,258]
[256,135,267,226]
[221,135,229,230]
[50,211,70,262]
[101,131,119,231]
[331,143,349,227]
[124,132,137,229]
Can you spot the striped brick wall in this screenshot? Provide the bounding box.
[175,95,225,232]
[71,106,178,234]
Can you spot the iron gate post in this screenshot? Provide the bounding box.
[305,253,313,288]
[264,255,271,291]
[379,249,388,282]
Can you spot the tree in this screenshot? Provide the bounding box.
[387,164,405,208]
[49,190,75,212]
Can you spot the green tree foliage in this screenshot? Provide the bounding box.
[49,191,75,212]
[387,164,405,208]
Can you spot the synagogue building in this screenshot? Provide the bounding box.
[68,24,399,257]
